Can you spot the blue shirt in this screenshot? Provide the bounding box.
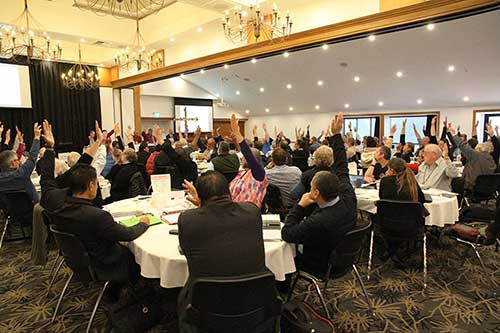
[101,153,115,178]
[0,139,40,202]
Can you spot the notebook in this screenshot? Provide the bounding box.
[119,214,163,227]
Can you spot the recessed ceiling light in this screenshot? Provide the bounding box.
[315,105,320,110]
[463,96,470,102]
[259,87,265,92]
[251,58,257,64]
[396,71,403,78]
[322,44,329,50]
[317,80,323,86]
[245,109,250,114]
[378,101,384,107]
[368,35,376,42]
[344,103,350,109]
[447,65,455,72]
[197,27,203,32]
[354,76,360,82]
[180,73,185,78]
[224,64,229,69]
[283,51,290,58]
[417,99,423,104]
[236,90,240,95]
[426,23,435,31]
[80,38,85,43]
[215,93,220,98]
[169,37,175,42]
[265,108,270,113]
[200,69,205,74]
[286,84,292,89]
[289,106,294,111]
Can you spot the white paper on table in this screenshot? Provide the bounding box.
[162,213,180,224]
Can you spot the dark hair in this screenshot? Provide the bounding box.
[311,171,339,201]
[366,136,377,148]
[195,171,230,204]
[254,141,264,151]
[218,142,230,155]
[280,141,291,152]
[272,148,289,166]
[355,139,361,146]
[139,142,148,151]
[229,143,236,150]
[379,146,391,160]
[468,137,478,149]
[68,164,97,194]
[296,139,307,150]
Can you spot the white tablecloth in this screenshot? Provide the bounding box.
[106,198,296,288]
[355,188,459,227]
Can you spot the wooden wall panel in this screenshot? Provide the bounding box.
[380,0,427,12]
[98,66,119,87]
[133,86,142,132]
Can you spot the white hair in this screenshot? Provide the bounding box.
[476,143,492,153]
[67,152,81,167]
[54,158,70,177]
[425,144,442,156]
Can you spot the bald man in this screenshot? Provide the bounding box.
[416,144,458,191]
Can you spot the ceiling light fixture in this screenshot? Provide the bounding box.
[0,0,62,62]
[169,37,175,42]
[344,103,350,109]
[114,19,162,72]
[396,71,403,78]
[283,51,290,58]
[215,93,220,98]
[200,69,205,74]
[259,87,265,92]
[322,44,329,50]
[448,65,455,72]
[222,3,292,44]
[426,23,435,31]
[251,58,257,64]
[224,64,229,69]
[265,108,270,113]
[286,83,292,89]
[354,76,360,82]
[197,27,203,32]
[315,105,320,110]
[236,90,240,95]
[73,0,170,20]
[245,109,250,114]
[378,101,384,107]
[289,106,294,111]
[317,80,323,86]
[417,99,423,104]
[61,43,99,90]
[463,96,470,102]
[368,35,376,42]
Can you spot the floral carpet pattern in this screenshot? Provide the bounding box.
[0,227,499,332]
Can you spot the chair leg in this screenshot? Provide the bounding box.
[367,229,374,280]
[286,272,300,302]
[470,244,487,274]
[306,275,331,319]
[51,272,74,323]
[86,281,109,333]
[0,218,9,250]
[47,257,65,293]
[423,233,427,290]
[352,264,374,316]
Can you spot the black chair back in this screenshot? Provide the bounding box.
[472,174,500,200]
[0,191,34,225]
[376,200,424,240]
[129,172,147,197]
[186,271,282,333]
[49,224,95,282]
[328,220,372,279]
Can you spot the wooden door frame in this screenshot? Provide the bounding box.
[111,0,500,89]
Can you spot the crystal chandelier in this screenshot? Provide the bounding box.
[0,0,62,62]
[61,43,99,90]
[114,19,161,72]
[222,2,292,43]
[73,0,173,20]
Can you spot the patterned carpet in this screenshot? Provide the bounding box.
[1,220,499,332]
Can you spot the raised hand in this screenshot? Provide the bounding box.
[42,119,55,148]
[412,123,417,131]
[485,122,494,137]
[4,128,11,144]
[431,116,437,125]
[230,114,244,143]
[195,126,201,136]
[252,125,258,137]
[448,124,457,136]
[457,125,461,133]
[402,119,407,128]
[0,122,3,136]
[95,120,104,144]
[348,121,352,130]
[113,122,121,136]
[33,122,41,140]
[441,142,449,159]
[126,126,134,142]
[183,179,201,207]
[495,125,499,137]
[443,116,448,127]
[15,126,24,144]
[330,112,344,135]
[390,124,397,136]
[262,123,267,131]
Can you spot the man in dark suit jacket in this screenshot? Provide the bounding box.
[39,121,149,300]
[177,171,268,332]
[282,113,357,276]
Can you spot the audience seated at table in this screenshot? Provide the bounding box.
[364,146,391,183]
[281,113,357,276]
[265,147,302,208]
[178,170,268,332]
[228,115,269,208]
[0,122,40,203]
[38,120,150,301]
[379,158,425,204]
[208,141,240,183]
[416,143,458,191]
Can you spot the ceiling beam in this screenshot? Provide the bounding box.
[111,0,500,88]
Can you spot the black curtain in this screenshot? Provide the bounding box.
[0,58,101,152]
[374,117,380,139]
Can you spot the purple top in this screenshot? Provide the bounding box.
[239,139,265,181]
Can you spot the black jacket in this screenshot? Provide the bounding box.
[282,134,357,275]
[39,149,148,282]
[106,162,148,202]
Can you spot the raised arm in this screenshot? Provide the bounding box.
[84,121,104,160]
[39,120,57,197]
[400,119,406,145]
[412,123,422,142]
[327,113,349,182]
[449,125,476,160]
[429,116,438,144]
[486,123,500,164]
[231,114,265,181]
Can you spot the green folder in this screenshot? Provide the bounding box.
[119,214,162,227]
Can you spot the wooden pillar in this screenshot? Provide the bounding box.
[97,66,119,87]
[133,86,142,132]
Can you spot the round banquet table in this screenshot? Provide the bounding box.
[355,187,459,227]
[106,198,296,289]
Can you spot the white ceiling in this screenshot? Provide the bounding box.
[169,9,500,115]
